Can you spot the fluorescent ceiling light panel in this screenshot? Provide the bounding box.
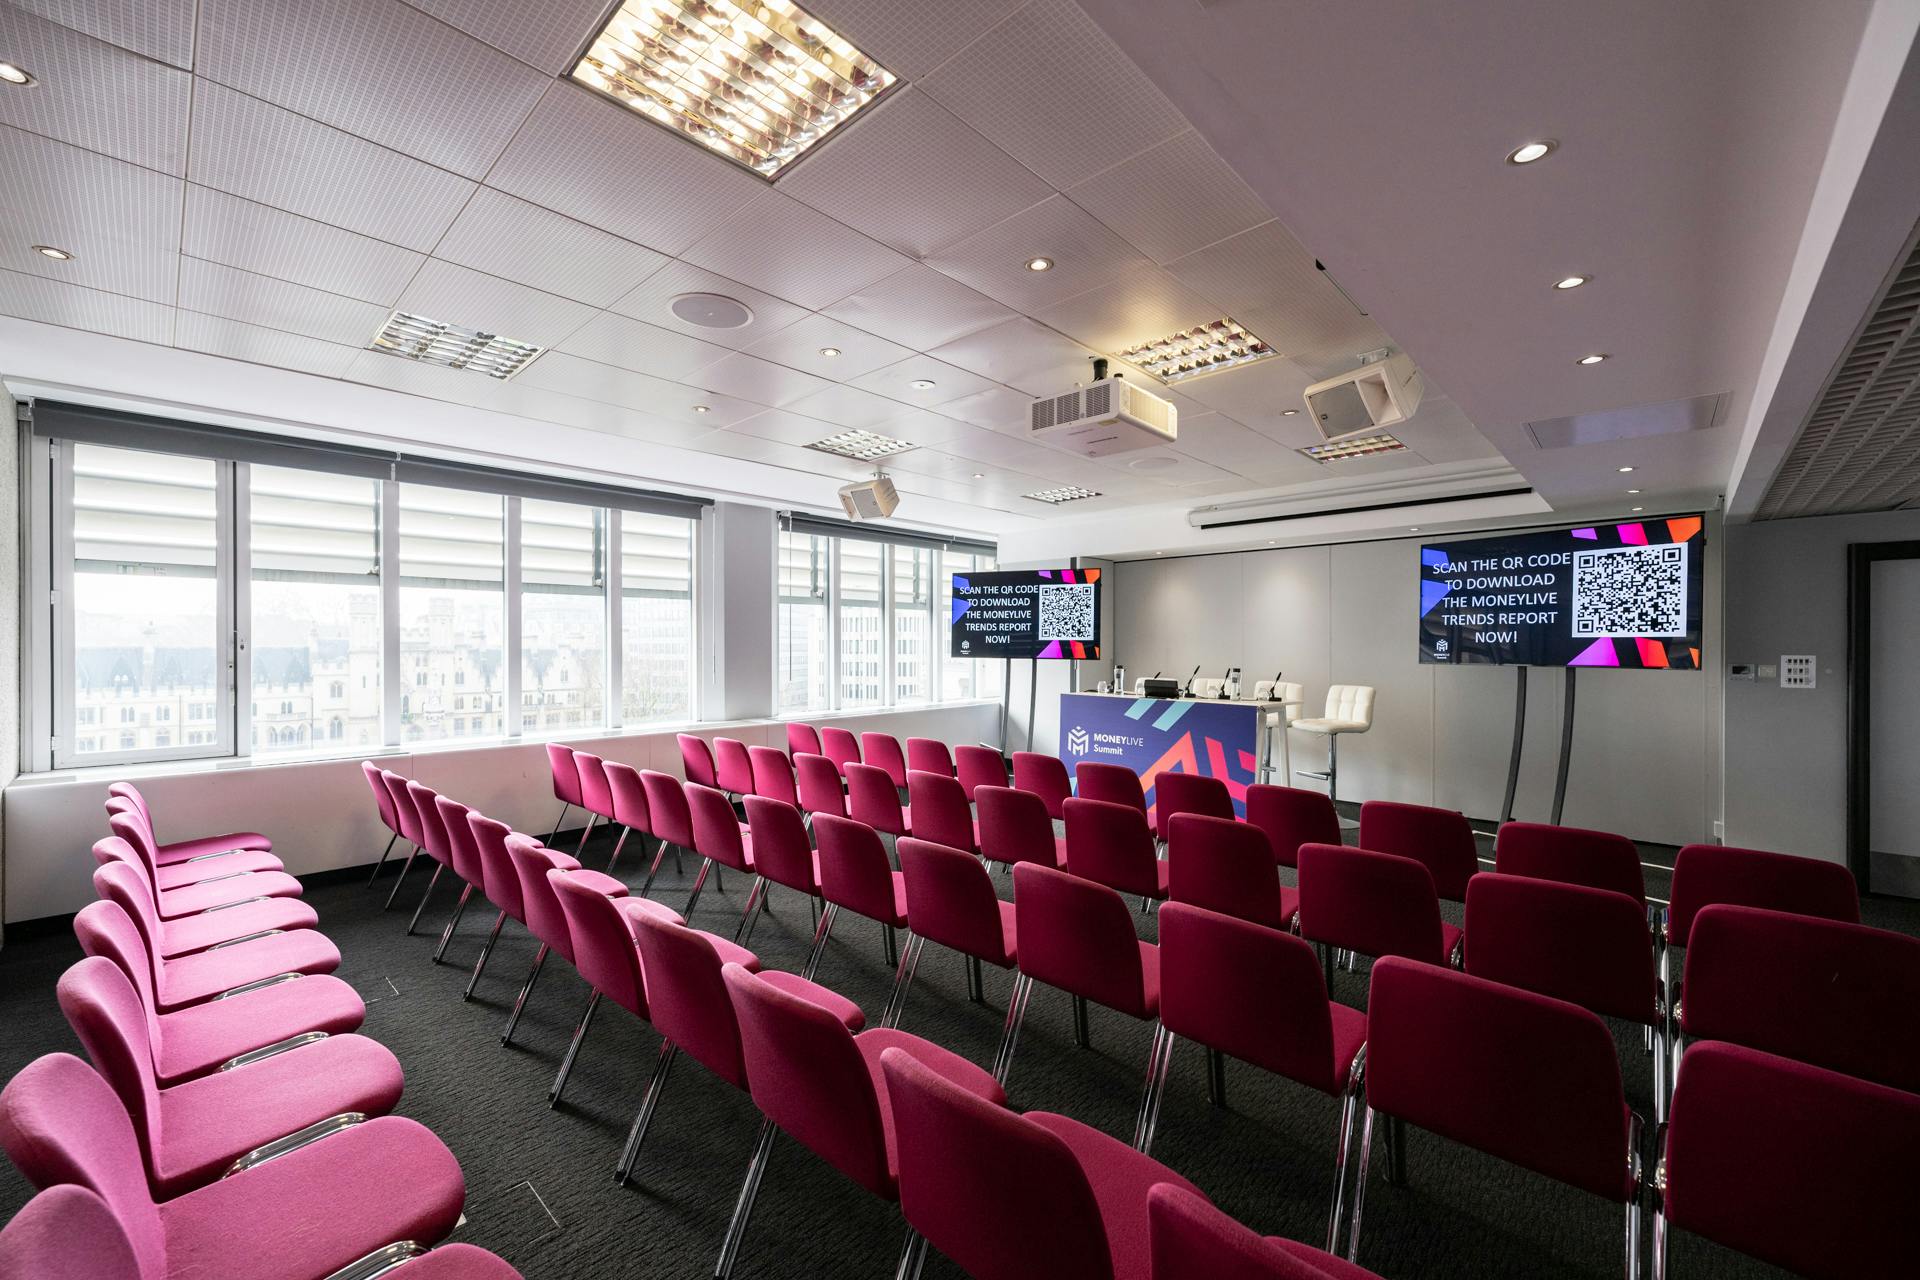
[1298,433,1407,463]
[807,429,916,460]
[369,312,545,379]
[1119,318,1277,384]
[572,0,897,178]
[1024,485,1103,504]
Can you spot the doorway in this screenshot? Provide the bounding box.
[1847,540,1920,897]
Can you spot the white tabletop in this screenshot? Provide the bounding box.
[1070,689,1303,707]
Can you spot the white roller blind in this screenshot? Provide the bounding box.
[621,511,692,596]
[250,465,379,578]
[399,485,504,585]
[72,443,217,572]
[523,498,603,592]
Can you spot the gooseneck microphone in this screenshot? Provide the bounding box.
[1182,664,1201,697]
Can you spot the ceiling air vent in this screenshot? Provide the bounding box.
[369,312,543,379]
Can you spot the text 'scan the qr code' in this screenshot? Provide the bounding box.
[1571,544,1688,638]
[1037,583,1096,641]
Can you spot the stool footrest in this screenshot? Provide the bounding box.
[1295,769,1332,782]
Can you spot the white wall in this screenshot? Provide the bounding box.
[706,502,776,721]
[1,400,20,946]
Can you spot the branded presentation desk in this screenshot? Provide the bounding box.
[1058,691,1301,817]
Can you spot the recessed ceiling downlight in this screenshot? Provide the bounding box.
[1025,257,1054,272]
[670,292,754,329]
[1553,275,1591,290]
[32,245,73,261]
[1507,140,1556,164]
[0,62,34,86]
[1578,353,1610,365]
[1129,456,1178,471]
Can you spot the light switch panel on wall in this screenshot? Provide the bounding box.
[1780,655,1816,688]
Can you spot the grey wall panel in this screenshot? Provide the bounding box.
[1327,539,1433,806]
[1239,546,1332,703]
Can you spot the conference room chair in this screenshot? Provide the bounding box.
[461,814,526,1001]
[105,797,285,892]
[891,837,1019,1026]
[1167,813,1293,930]
[1245,784,1341,873]
[1290,685,1376,803]
[103,813,301,918]
[544,741,585,846]
[637,769,695,897]
[1147,1182,1386,1280]
[572,750,617,857]
[1356,801,1478,904]
[403,780,456,936]
[747,743,800,809]
[72,899,364,1086]
[1191,677,1227,699]
[906,736,956,779]
[714,736,756,801]
[1296,845,1462,987]
[1011,750,1073,820]
[1349,959,1643,1273]
[602,759,653,878]
[1063,796,1167,902]
[740,795,822,947]
[879,1044,1199,1280]
[1146,904,1367,1254]
[810,813,911,982]
[977,784,1065,872]
[500,834,628,1047]
[716,965,1006,1280]
[430,795,491,964]
[0,1053,468,1280]
[999,864,1162,1117]
[1652,1042,1919,1280]
[1463,874,1667,1118]
[684,782,764,931]
[1251,679,1308,786]
[847,760,911,838]
[787,721,823,759]
[1152,770,1234,846]
[1495,820,1646,905]
[955,743,1009,799]
[56,957,404,1198]
[87,837,315,960]
[796,749,849,820]
[381,767,430,910]
[908,769,978,855]
[821,725,863,776]
[1075,760,1146,812]
[361,759,404,887]
[620,910,864,1186]
[677,732,720,789]
[862,731,910,790]
[106,781,272,860]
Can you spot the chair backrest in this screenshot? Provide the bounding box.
[906,737,954,779]
[813,814,901,925]
[55,959,163,1184]
[1322,684,1375,726]
[548,870,648,1016]
[723,964,893,1197]
[1243,785,1339,870]
[860,732,909,788]
[1010,752,1072,820]
[1368,957,1631,1202]
[795,751,847,818]
[70,901,165,1058]
[1357,801,1478,902]
[1167,813,1285,929]
[786,722,822,759]
[434,795,486,884]
[604,760,650,835]
[0,1184,143,1280]
[743,796,817,895]
[546,742,583,807]
[880,1047,1112,1280]
[103,811,159,882]
[846,762,908,837]
[1147,1182,1371,1280]
[105,783,153,835]
[467,814,524,920]
[640,770,694,848]
[714,737,755,796]
[820,726,862,775]
[87,859,166,995]
[1151,771,1234,842]
[361,760,399,834]
[1667,844,1860,947]
[747,744,799,808]
[897,837,1008,963]
[1681,904,1920,1092]
[976,785,1055,868]
[1493,821,1644,905]
[507,835,585,962]
[676,733,718,788]
[1296,844,1447,966]
[631,911,750,1088]
[1073,761,1144,813]
[406,780,450,863]
[954,744,1007,799]
[1663,1042,1920,1280]
[572,751,614,821]
[908,770,976,853]
[1275,681,1305,723]
[687,782,751,873]
[0,1055,164,1277]
[382,769,423,845]
[1062,797,1160,899]
[1463,874,1657,1026]
[1012,863,1153,1019]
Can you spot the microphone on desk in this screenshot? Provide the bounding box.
[1218,667,1232,699]
[1182,664,1201,697]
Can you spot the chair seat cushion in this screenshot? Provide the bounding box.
[154,832,273,865]
[563,869,630,899]
[154,851,286,892]
[156,930,343,1011]
[156,1116,463,1280]
[1441,921,1465,964]
[1025,1111,1204,1280]
[155,872,305,920]
[155,974,367,1085]
[156,898,320,959]
[857,1029,1005,1191]
[394,1244,524,1279]
[760,971,866,1031]
[1291,719,1368,734]
[1269,1238,1381,1280]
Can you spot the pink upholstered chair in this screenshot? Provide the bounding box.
[820,725,862,776]
[747,744,800,809]
[906,736,955,779]
[1063,797,1167,902]
[106,781,271,860]
[361,759,404,887]
[500,834,626,1047]
[0,1052,467,1280]
[786,722,822,759]
[381,768,429,909]
[1167,813,1291,930]
[87,836,314,960]
[861,732,910,789]
[637,769,694,897]
[602,759,652,877]
[105,798,284,892]
[796,750,848,820]
[1075,761,1146,812]
[955,744,1007,799]
[572,749,616,856]
[677,733,719,788]
[1244,785,1340,872]
[976,784,1064,871]
[685,781,763,931]
[461,814,523,1000]
[892,837,1018,1027]
[403,780,454,936]
[847,761,910,838]
[1147,1183,1386,1280]
[104,813,300,918]
[544,742,583,844]
[1296,844,1462,978]
[714,737,756,799]
[810,813,911,982]
[1495,821,1645,905]
[1151,771,1234,844]
[908,769,977,855]
[1011,751,1072,820]
[741,795,820,948]
[430,794,490,963]
[1357,801,1479,903]
[0,1184,142,1280]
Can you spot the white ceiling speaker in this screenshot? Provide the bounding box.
[838,471,900,521]
[670,292,754,328]
[1303,351,1424,442]
[1029,357,1178,457]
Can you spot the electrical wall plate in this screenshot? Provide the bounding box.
[1728,664,1756,682]
[1780,655,1816,689]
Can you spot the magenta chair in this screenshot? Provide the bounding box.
[847,760,910,837]
[1654,1043,1920,1280]
[787,722,822,759]
[716,964,1006,1279]
[0,1184,143,1280]
[73,899,363,1086]
[810,813,911,981]
[637,769,693,897]
[1152,771,1234,845]
[1147,1183,1386,1280]
[87,837,315,960]
[1349,959,1643,1272]
[677,732,719,788]
[106,781,271,859]
[0,1053,466,1280]
[544,742,583,844]
[105,797,285,891]
[1075,760,1145,812]
[500,834,627,1046]
[796,750,848,820]
[1356,801,1478,903]
[602,759,653,877]
[862,732,910,789]
[908,770,977,855]
[57,957,405,1197]
[747,744,799,808]
[381,768,429,910]
[892,837,1018,1025]
[1495,820,1645,904]
[714,736,755,799]
[820,725,862,776]
[1147,904,1367,1252]
[403,780,455,936]
[1064,797,1167,901]
[462,814,524,1000]
[906,736,955,779]
[879,1044,1201,1280]
[572,749,616,857]
[1245,784,1340,871]
[430,795,490,964]
[103,813,300,918]
[976,784,1064,871]
[955,744,1008,799]
[1296,844,1461,984]
[1167,813,1291,930]
[361,760,404,887]
[742,795,822,946]
[685,782,763,930]
[1011,751,1072,820]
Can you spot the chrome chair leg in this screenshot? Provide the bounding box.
[382,844,421,910]
[365,832,399,887]
[616,1040,680,1185]
[464,910,506,1001]
[966,954,985,1004]
[1072,995,1091,1048]
[1327,1049,1366,1255]
[501,944,548,1046]
[639,840,673,898]
[1626,1192,1642,1280]
[574,813,599,857]
[990,973,1035,1086]
[546,802,571,846]
[714,1118,778,1279]
[406,863,445,936]
[605,826,631,876]
[1136,1026,1176,1154]
[801,903,839,982]
[1206,1048,1227,1107]
[433,882,473,963]
[548,989,601,1107]
[893,1227,929,1280]
[882,923,897,969]
[684,858,715,918]
[882,933,926,1029]
[1346,1105,1379,1263]
[733,875,767,946]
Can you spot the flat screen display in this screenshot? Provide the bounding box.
[950,568,1102,660]
[1419,515,1705,668]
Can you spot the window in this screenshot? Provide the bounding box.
[398,486,505,744]
[622,511,695,725]
[777,530,832,714]
[940,551,1002,702]
[891,545,931,704]
[521,498,607,734]
[836,539,885,709]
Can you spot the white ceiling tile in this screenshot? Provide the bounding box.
[402,0,612,75]
[822,264,1014,352]
[435,188,668,309]
[1175,357,1315,433]
[197,0,548,179]
[690,352,839,408]
[723,409,846,449]
[343,346,588,419]
[1033,265,1221,355]
[1166,221,1384,363]
[925,196,1152,313]
[1162,412,1302,476]
[184,185,425,306]
[848,354,1001,409]
[487,82,767,257]
[514,350,765,427]
[931,384,1033,432]
[179,257,391,346]
[777,88,1052,258]
[0,125,181,302]
[557,310,734,380]
[9,0,194,66]
[681,188,910,310]
[706,431,872,479]
[795,0,1025,78]
[395,258,600,348]
[608,260,809,351]
[927,318,1100,398]
[0,267,172,342]
[919,0,1185,189]
[189,81,474,252]
[784,383,930,431]
[0,6,189,173]
[174,311,361,378]
[743,313,914,381]
[1066,131,1273,264]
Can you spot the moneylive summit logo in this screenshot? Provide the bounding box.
[1064,725,1143,756]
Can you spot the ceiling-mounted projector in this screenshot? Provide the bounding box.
[1303,351,1424,443]
[1030,357,1178,457]
[838,472,899,521]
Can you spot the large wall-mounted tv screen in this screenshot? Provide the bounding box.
[950,568,1102,660]
[1419,516,1705,669]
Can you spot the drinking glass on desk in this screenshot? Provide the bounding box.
[1096,681,1110,693]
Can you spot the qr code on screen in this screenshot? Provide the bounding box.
[1572,544,1688,637]
[1038,583,1096,641]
